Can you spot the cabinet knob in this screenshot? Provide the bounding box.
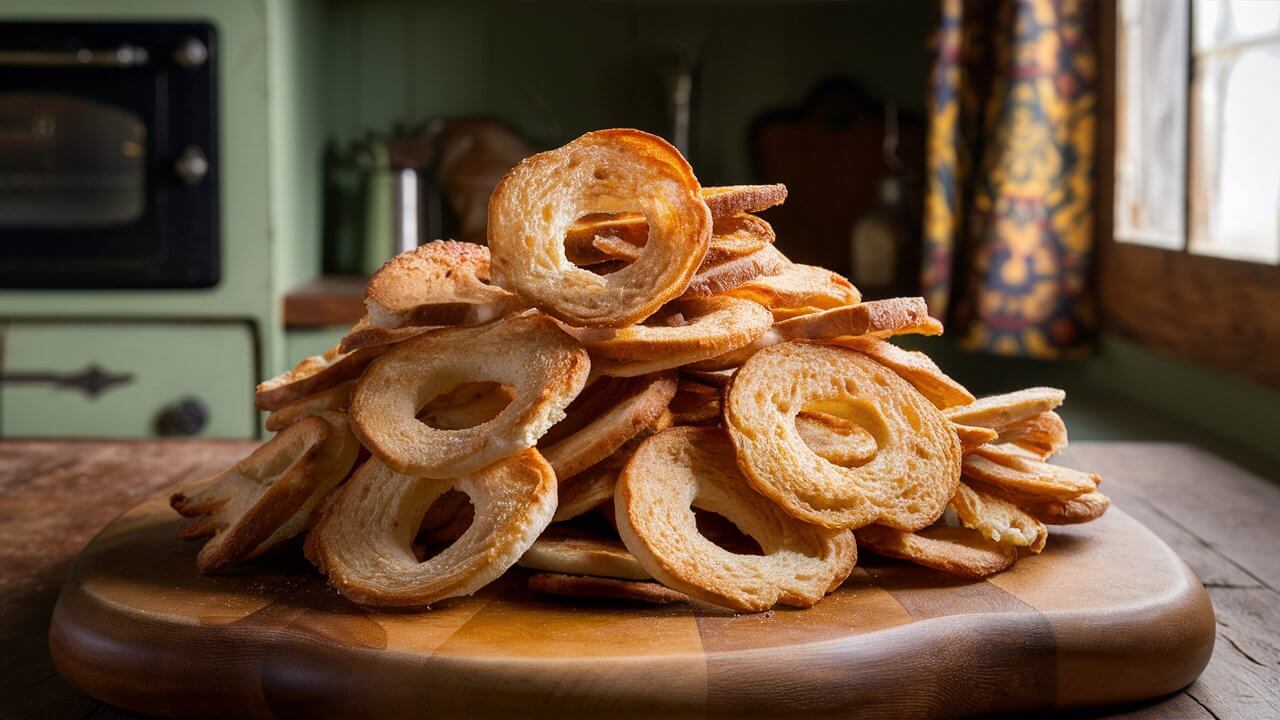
[157,397,209,437]
[175,146,209,185]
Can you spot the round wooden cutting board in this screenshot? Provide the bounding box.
[50,491,1214,719]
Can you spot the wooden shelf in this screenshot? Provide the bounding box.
[283,275,366,328]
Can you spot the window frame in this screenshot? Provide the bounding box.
[1098,0,1280,390]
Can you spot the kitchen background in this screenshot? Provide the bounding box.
[1,0,1277,481]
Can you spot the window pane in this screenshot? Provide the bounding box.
[1195,0,1280,52]
[1189,42,1280,264]
[1114,0,1188,248]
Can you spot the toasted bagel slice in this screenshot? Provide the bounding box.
[681,244,790,300]
[171,412,359,574]
[365,240,518,329]
[616,427,858,612]
[944,387,1066,433]
[488,129,712,327]
[721,262,860,317]
[829,337,973,409]
[528,573,688,605]
[307,452,556,608]
[702,184,788,217]
[519,526,651,580]
[263,379,355,432]
[569,296,773,377]
[338,319,435,354]
[690,296,943,372]
[964,444,1099,502]
[949,482,1047,553]
[669,379,722,425]
[578,212,776,268]
[996,410,1069,459]
[350,312,590,479]
[1019,490,1110,525]
[855,524,1017,580]
[724,342,961,531]
[255,344,387,412]
[540,372,678,482]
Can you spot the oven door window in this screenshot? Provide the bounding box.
[0,93,146,227]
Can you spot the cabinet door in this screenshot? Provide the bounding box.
[1,322,256,438]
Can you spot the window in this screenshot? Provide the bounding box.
[1114,0,1280,264]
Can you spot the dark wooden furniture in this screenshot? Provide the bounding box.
[282,276,366,328]
[2,441,1277,718]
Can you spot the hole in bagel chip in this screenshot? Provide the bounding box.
[349,312,590,479]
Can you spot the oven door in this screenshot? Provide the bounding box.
[0,22,219,288]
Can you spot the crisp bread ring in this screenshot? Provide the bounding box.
[1019,490,1110,525]
[854,524,1017,580]
[996,410,1068,459]
[688,297,943,371]
[680,244,790,300]
[365,240,518,329]
[669,379,722,425]
[349,312,590,479]
[615,427,858,612]
[962,444,1099,502]
[518,526,651,580]
[830,337,974,409]
[263,379,355,432]
[339,319,435,354]
[527,573,688,605]
[722,261,861,318]
[568,297,773,377]
[255,344,386,411]
[488,129,712,327]
[539,372,677,481]
[948,482,1047,552]
[306,452,556,608]
[171,411,359,574]
[944,387,1066,432]
[724,342,962,531]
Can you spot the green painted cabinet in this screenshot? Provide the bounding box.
[0,322,256,438]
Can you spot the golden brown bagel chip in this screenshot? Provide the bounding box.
[564,212,650,266]
[171,412,359,574]
[963,446,1099,502]
[364,240,518,329]
[949,483,1047,553]
[996,410,1069,459]
[552,412,668,522]
[308,452,556,607]
[528,573,688,605]
[540,372,677,481]
[350,312,590,478]
[680,244,790,299]
[952,422,1000,452]
[1019,490,1110,525]
[702,183,788,217]
[575,212,775,269]
[263,380,355,432]
[669,379,722,425]
[944,387,1066,433]
[488,129,712,327]
[703,213,776,263]
[338,318,435,354]
[829,337,974,409]
[680,367,735,388]
[518,526,651,580]
[255,344,387,411]
[721,262,861,317]
[855,524,1017,580]
[615,427,858,612]
[724,342,961,531]
[690,297,943,371]
[569,296,772,377]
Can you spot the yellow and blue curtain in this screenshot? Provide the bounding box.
[923,0,1097,358]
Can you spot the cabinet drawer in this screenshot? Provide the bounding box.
[1,322,256,438]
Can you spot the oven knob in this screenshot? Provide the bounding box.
[156,397,209,437]
[175,146,209,185]
[175,37,208,69]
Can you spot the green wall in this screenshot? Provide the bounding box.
[319,0,932,183]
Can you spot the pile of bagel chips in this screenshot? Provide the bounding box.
[172,129,1107,613]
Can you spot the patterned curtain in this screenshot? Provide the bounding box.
[923,0,1098,358]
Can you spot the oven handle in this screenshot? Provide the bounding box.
[0,45,149,68]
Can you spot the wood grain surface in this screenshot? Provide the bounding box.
[2,441,1275,719]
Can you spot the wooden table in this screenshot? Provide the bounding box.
[1,440,1276,719]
